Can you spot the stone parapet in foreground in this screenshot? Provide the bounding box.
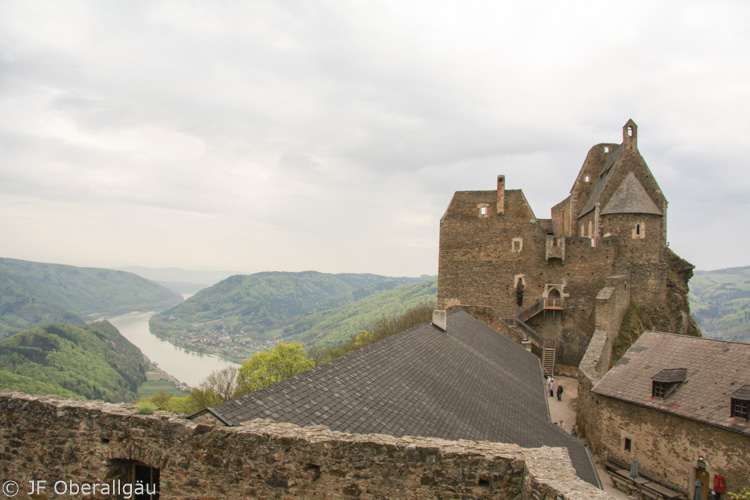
[0,391,612,499]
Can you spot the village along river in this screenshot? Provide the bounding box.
[108,311,238,388]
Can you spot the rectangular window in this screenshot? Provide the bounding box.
[652,381,667,398]
[512,238,523,253]
[624,438,632,452]
[732,398,750,420]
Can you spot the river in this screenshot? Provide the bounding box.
[108,311,239,388]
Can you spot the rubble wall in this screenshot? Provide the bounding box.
[0,391,613,500]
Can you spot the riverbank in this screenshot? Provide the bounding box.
[147,314,280,363]
[108,311,238,388]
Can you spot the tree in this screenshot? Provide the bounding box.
[236,341,313,395]
[200,366,239,402]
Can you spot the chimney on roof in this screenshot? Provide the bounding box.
[432,310,447,331]
[497,175,505,214]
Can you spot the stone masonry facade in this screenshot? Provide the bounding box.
[577,281,750,496]
[438,120,698,366]
[0,391,614,500]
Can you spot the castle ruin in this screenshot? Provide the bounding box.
[438,119,699,367]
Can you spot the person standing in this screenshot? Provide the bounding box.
[548,376,554,397]
[557,384,564,401]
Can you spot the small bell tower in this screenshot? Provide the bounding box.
[623,119,638,151]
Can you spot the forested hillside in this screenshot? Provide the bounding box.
[149,272,436,360]
[0,321,149,402]
[689,266,750,343]
[0,258,182,337]
[282,278,437,347]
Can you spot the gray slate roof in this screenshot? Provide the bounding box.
[593,331,750,436]
[200,310,599,486]
[578,144,624,217]
[601,172,662,216]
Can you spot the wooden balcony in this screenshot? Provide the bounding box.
[544,298,564,310]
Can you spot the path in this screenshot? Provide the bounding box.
[547,374,630,500]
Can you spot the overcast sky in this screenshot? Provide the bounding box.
[1,1,748,277]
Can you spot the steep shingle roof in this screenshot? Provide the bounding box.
[601,172,662,216]
[592,331,750,435]
[200,310,599,485]
[578,145,624,217]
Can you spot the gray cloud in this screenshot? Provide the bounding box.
[0,0,748,275]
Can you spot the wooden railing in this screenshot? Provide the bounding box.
[518,301,544,323]
[544,298,564,310]
[504,317,544,347]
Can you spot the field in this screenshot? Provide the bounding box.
[137,380,185,397]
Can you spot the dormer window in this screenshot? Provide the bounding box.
[651,368,686,399]
[478,204,489,218]
[731,386,750,420]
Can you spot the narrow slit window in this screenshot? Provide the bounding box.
[633,222,645,239]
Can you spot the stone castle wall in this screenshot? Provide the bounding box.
[580,390,750,496]
[438,124,680,366]
[0,391,613,500]
[576,276,631,443]
[576,277,749,496]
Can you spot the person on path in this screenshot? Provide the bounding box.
[557,384,564,401]
[548,376,554,397]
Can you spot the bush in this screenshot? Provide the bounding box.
[136,401,158,415]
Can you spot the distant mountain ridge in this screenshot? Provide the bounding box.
[0,258,182,338]
[0,321,149,402]
[118,266,243,295]
[149,271,436,360]
[689,265,750,343]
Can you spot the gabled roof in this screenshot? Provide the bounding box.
[199,310,599,485]
[592,332,750,435]
[601,172,662,216]
[441,189,536,221]
[578,145,624,217]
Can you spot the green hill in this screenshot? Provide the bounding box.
[0,258,183,338]
[149,272,436,359]
[0,321,149,402]
[281,278,438,347]
[689,266,750,343]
